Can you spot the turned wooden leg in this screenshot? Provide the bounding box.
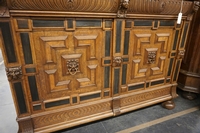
[162,100,175,110]
[182,91,197,100]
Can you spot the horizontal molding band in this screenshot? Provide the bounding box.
[9,10,189,19]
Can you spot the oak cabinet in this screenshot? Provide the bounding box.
[0,0,199,132]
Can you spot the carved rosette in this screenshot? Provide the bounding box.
[67,59,79,75]
[6,66,22,81]
[147,51,157,64]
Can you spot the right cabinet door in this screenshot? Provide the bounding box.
[109,19,182,112]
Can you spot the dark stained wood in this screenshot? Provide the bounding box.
[0,0,199,132]
[178,7,200,98]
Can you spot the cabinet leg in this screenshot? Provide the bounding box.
[162,100,175,110]
[182,91,197,100]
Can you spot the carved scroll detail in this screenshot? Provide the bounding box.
[67,59,79,75]
[147,51,157,64]
[6,66,22,81]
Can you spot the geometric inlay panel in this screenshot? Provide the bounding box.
[45,69,71,92]
[77,65,97,88]
[155,33,170,53]
[134,34,151,55]
[40,36,68,63]
[131,30,172,80]
[150,56,166,75]
[132,59,147,78]
[74,35,98,60]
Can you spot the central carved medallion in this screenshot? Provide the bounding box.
[147,51,157,64]
[67,59,79,75]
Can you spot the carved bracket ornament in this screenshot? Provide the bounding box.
[6,66,22,81]
[147,51,157,64]
[67,59,79,75]
[177,50,185,59]
[113,57,123,66]
[117,0,129,18]
[193,1,200,12]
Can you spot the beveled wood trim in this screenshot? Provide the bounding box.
[9,10,193,20]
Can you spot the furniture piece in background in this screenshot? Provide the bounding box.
[178,2,200,100]
[0,0,199,132]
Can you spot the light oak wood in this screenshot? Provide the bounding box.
[0,0,199,132]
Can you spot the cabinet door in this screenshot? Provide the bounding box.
[32,19,108,109]
[111,19,174,96]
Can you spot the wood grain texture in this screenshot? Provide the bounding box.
[7,0,119,12]
[178,9,200,94]
[6,0,194,15]
[120,87,171,107]
[33,101,111,129]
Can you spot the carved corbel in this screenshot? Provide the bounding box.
[0,0,10,17]
[187,1,200,20]
[117,0,129,18]
[193,1,200,12]
[0,7,9,17]
[6,66,22,81]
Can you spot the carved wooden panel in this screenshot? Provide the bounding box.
[33,28,104,100]
[33,101,111,129]
[120,87,171,107]
[127,29,173,85]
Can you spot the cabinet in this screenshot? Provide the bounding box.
[178,7,200,99]
[0,0,199,132]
